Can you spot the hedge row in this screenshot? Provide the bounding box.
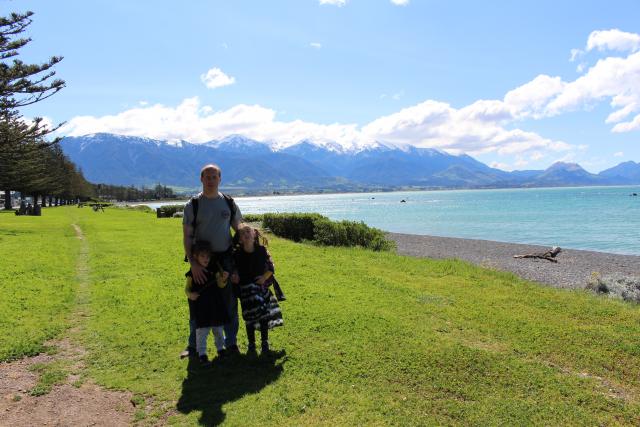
[261,212,395,252]
[242,213,264,223]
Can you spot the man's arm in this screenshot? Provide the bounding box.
[230,202,242,231]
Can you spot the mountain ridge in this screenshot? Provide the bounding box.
[59,133,640,193]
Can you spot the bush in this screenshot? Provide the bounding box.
[263,212,326,242]
[314,219,396,252]
[156,204,184,218]
[586,272,640,303]
[262,212,395,251]
[242,213,264,223]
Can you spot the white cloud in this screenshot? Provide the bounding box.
[200,67,235,89]
[460,99,512,122]
[612,113,640,132]
[503,75,565,119]
[23,115,55,132]
[58,95,575,159]
[490,161,511,171]
[586,29,640,53]
[360,100,572,156]
[391,0,410,5]
[545,51,640,130]
[392,90,404,100]
[529,151,545,161]
[605,95,638,124]
[310,42,322,49]
[614,151,624,157]
[570,48,583,62]
[59,97,361,147]
[60,28,640,164]
[319,0,347,6]
[497,30,640,133]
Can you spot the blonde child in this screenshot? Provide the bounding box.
[231,224,283,354]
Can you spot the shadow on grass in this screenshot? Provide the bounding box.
[176,351,286,426]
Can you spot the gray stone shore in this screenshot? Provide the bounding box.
[386,232,640,290]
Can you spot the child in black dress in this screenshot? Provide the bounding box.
[185,241,231,365]
[231,224,283,354]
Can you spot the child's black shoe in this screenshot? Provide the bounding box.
[227,344,241,355]
[247,342,257,355]
[199,354,212,367]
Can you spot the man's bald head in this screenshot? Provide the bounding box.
[200,164,221,178]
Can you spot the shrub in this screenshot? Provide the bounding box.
[262,212,395,251]
[314,219,396,252]
[263,212,326,242]
[156,204,184,218]
[586,272,640,303]
[122,205,153,213]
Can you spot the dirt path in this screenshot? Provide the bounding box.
[0,224,136,426]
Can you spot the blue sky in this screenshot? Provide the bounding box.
[11,0,640,172]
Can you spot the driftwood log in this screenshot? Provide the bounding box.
[513,246,562,263]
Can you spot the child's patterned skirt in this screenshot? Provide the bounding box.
[238,282,283,330]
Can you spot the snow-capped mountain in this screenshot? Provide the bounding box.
[59,133,640,192]
[205,135,273,155]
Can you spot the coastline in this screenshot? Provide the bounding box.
[386,232,640,290]
[227,183,640,198]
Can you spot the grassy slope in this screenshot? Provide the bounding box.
[0,209,79,361]
[2,207,639,425]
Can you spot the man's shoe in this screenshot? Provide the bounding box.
[180,346,196,359]
[217,349,228,358]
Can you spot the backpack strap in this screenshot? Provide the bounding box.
[221,192,237,225]
[191,196,199,231]
[221,192,240,248]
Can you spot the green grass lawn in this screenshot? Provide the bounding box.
[0,208,79,361]
[2,206,639,425]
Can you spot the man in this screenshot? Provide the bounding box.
[181,164,243,357]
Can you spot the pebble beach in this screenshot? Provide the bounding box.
[387,232,640,290]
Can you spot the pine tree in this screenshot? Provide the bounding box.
[0,11,65,209]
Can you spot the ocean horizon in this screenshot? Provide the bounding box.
[144,185,640,256]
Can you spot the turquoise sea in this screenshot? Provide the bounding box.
[149,186,640,255]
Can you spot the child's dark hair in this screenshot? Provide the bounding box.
[191,240,211,256]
